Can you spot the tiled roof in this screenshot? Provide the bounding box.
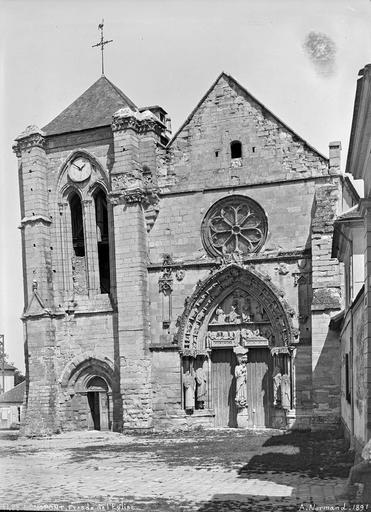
[42,75,137,136]
[0,381,25,404]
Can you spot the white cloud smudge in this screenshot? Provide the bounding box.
[303,31,337,77]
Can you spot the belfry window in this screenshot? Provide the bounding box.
[231,141,242,159]
[70,193,85,257]
[94,189,110,294]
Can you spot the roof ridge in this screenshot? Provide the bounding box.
[168,71,328,161]
[101,75,138,110]
[42,76,137,136]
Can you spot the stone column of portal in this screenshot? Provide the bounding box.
[110,108,156,430]
[82,198,100,295]
[13,126,59,436]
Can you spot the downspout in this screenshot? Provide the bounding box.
[350,310,354,444]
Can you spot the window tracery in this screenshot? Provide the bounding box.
[201,195,267,258]
[57,151,111,297]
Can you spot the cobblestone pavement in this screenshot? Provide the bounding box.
[0,428,362,511]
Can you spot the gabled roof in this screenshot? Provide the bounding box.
[335,204,362,223]
[2,362,16,371]
[332,204,363,259]
[42,75,137,136]
[168,72,328,161]
[0,381,25,404]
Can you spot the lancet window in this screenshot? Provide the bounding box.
[70,193,85,257]
[58,152,111,298]
[94,188,110,294]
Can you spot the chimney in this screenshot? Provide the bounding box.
[329,141,341,175]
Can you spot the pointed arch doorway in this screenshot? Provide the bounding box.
[177,264,296,429]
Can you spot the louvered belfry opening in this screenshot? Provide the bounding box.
[94,189,110,294]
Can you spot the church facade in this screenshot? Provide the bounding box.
[14,72,358,435]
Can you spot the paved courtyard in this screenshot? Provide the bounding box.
[0,427,361,511]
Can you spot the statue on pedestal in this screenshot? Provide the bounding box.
[182,369,195,413]
[273,366,282,406]
[195,367,207,409]
[233,345,249,427]
[281,373,291,410]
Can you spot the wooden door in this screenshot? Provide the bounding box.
[99,392,109,431]
[246,348,272,428]
[211,349,237,427]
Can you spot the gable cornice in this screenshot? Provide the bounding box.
[167,72,328,162]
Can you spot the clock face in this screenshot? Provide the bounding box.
[68,157,92,182]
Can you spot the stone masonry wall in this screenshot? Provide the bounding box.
[158,74,328,192]
[311,179,343,427]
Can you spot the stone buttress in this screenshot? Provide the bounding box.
[14,127,59,435]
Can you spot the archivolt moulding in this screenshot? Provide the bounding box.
[59,352,114,393]
[175,264,296,356]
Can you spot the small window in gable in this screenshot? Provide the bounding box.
[231,141,242,159]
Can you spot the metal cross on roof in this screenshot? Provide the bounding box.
[92,20,113,76]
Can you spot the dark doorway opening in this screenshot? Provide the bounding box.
[86,376,110,431]
[87,391,100,430]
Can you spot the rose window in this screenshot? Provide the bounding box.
[201,195,267,258]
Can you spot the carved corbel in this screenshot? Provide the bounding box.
[159,254,174,329]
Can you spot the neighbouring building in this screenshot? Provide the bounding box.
[0,381,25,429]
[13,71,358,436]
[0,362,18,395]
[332,63,371,457]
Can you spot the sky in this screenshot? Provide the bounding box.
[1,0,371,372]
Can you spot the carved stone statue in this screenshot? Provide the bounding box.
[215,307,226,324]
[254,304,268,322]
[228,305,240,324]
[183,370,195,412]
[195,367,207,409]
[234,347,248,409]
[281,373,291,410]
[273,366,282,406]
[241,311,251,322]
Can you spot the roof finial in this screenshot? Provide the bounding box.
[92,19,113,76]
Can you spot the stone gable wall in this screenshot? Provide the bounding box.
[158,76,328,192]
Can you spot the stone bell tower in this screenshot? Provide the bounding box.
[14,75,170,435]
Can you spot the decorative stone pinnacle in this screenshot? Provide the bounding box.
[15,125,45,141]
[13,125,46,155]
[112,108,165,135]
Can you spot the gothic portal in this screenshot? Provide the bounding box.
[14,72,357,435]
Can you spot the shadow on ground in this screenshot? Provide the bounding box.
[238,430,354,479]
